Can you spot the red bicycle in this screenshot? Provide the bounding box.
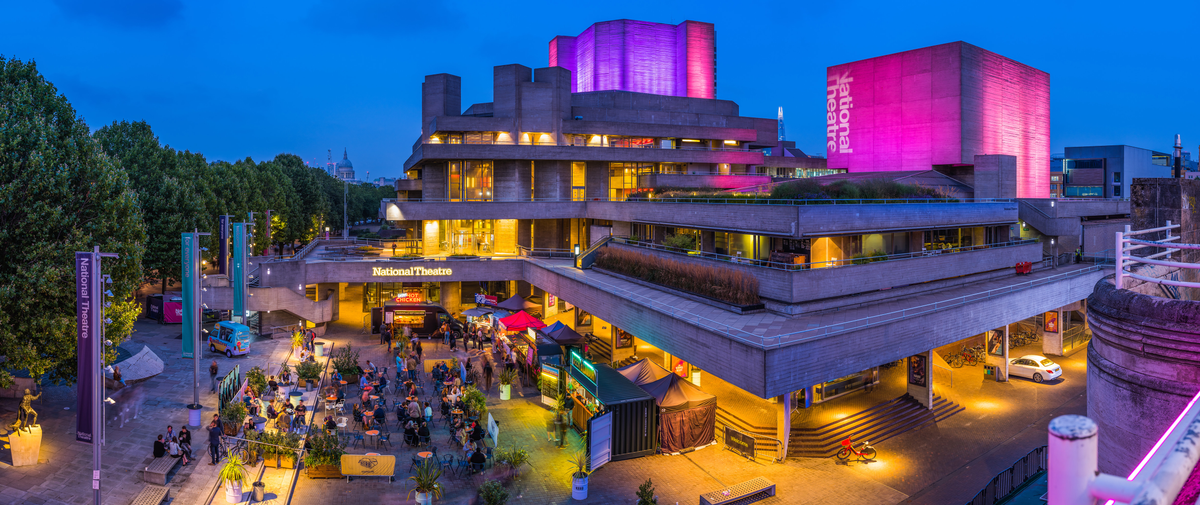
[836,437,877,462]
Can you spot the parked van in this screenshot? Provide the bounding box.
[375,303,463,336]
[209,321,253,357]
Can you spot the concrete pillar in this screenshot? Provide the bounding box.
[423,221,440,255]
[319,284,339,322]
[517,219,532,251]
[585,161,608,200]
[317,282,342,301]
[906,351,934,409]
[909,232,924,253]
[986,326,1010,381]
[441,282,461,316]
[494,160,532,202]
[701,230,715,253]
[422,74,460,140]
[1043,307,1065,356]
[1047,415,1099,505]
[775,393,792,459]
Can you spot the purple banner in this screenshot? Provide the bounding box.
[75,252,95,444]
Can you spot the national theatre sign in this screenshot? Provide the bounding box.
[372,266,453,277]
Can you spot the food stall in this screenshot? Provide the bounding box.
[566,350,658,462]
[620,359,716,454]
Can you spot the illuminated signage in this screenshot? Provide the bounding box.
[826,70,853,155]
[372,266,452,277]
[570,350,596,384]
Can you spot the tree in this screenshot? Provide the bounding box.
[95,120,204,293]
[0,57,146,387]
[273,154,327,251]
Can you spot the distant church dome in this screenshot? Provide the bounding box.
[336,149,353,169]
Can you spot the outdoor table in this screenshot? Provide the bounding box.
[370,395,380,401]
[363,386,373,392]
[366,452,380,456]
[417,451,433,462]
[325,395,337,402]
[339,380,347,386]
[451,409,464,422]
[365,429,380,448]
[407,396,418,402]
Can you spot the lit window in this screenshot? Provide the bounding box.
[723,140,738,146]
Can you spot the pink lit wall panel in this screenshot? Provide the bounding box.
[550,19,715,99]
[826,41,1049,198]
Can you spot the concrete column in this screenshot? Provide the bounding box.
[422,221,440,255]
[316,282,342,301]
[906,351,934,409]
[701,231,715,253]
[1047,415,1099,505]
[1043,307,1065,356]
[585,161,608,200]
[775,393,792,459]
[517,219,532,251]
[441,282,461,316]
[320,284,340,322]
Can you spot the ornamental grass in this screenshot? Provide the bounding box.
[595,247,760,306]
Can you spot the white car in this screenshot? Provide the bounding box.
[1009,355,1062,383]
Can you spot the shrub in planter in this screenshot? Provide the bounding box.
[494,445,530,476]
[407,459,443,505]
[332,344,361,381]
[218,453,249,503]
[261,431,302,468]
[220,402,247,436]
[303,432,346,471]
[291,331,305,350]
[478,479,510,505]
[594,247,760,306]
[246,367,267,397]
[462,386,487,419]
[296,361,322,387]
[636,478,658,505]
[568,450,590,500]
[662,233,698,252]
[497,368,517,400]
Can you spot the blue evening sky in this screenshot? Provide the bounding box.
[3,0,1196,178]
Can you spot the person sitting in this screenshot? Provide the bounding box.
[423,401,433,424]
[331,370,343,384]
[440,400,451,419]
[358,374,368,391]
[404,423,418,446]
[113,365,126,387]
[372,405,386,425]
[153,434,167,458]
[323,415,337,434]
[417,421,431,440]
[469,422,484,443]
[335,386,346,402]
[243,418,255,434]
[294,402,308,430]
[168,436,189,466]
[280,368,292,385]
[265,401,278,421]
[406,382,418,398]
[377,375,388,393]
[469,446,487,471]
[406,400,421,420]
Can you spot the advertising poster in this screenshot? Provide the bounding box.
[673,358,689,378]
[1044,311,1059,333]
[988,330,1004,356]
[907,354,927,388]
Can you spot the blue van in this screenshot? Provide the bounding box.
[209,321,253,357]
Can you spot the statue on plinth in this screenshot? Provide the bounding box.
[14,388,41,432]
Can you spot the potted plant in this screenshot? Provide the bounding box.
[463,386,487,420]
[291,331,305,352]
[568,450,589,500]
[407,459,443,505]
[495,445,530,478]
[553,393,570,447]
[296,361,321,390]
[636,478,657,504]
[263,431,302,469]
[220,401,247,436]
[218,453,249,503]
[332,344,361,384]
[303,432,345,478]
[246,366,267,397]
[478,479,510,505]
[498,368,517,401]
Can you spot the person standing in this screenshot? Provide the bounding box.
[207,421,222,465]
[407,355,418,382]
[414,340,424,363]
[209,360,219,393]
[483,359,493,394]
[380,324,389,346]
[384,326,393,352]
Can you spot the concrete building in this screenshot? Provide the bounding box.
[216,22,1122,464]
[825,42,1051,199]
[1055,145,1175,199]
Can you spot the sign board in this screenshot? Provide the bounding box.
[907,354,927,388]
[340,454,395,480]
[75,252,97,444]
[724,427,755,460]
[1044,312,1059,333]
[486,412,499,447]
[372,266,452,277]
[181,234,196,358]
[384,311,393,324]
[673,358,689,378]
[988,330,1005,356]
[474,293,497,305]
[588,412,612,472]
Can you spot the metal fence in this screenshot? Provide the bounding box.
[965,446,1047,505]
[384,195,1015,205]
[1062,325,1092,354]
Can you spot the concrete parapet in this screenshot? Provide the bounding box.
[1086,277,1200,476]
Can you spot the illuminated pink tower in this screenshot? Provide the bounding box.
[825,41,1051,198]
[548,19,716,99]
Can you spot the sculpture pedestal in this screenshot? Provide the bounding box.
[10,426,42,466]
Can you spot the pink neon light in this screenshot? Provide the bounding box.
[825,42,1049,198]
[1100,389,1200,505]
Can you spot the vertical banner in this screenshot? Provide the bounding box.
[218,215,229,275]
[232,223,246,323]
[181,234,196,359]
[75,252,96,444]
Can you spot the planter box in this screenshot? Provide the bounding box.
[264,456,296,469]
[592,266,765,314]
[306,464,342,479]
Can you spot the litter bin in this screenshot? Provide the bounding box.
[289,391,303,407]
[314,341,325,358]
[252,481,265,501]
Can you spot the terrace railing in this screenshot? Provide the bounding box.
[608,236,1039,271]
[1116,221,1200,289]
[387,195,1013,205]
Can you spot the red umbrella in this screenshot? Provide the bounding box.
[498,311,546,331]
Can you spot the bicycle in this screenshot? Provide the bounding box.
[949,354,963,368]
[836,437,877,463]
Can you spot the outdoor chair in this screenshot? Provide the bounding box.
[455,455,470,477]
[351,431,365,449]
[418,434,431,447]
[439,454,455,476]
[377,431,392,450]
[408,455,422,473]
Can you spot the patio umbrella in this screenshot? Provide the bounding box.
[498,311,545,331]
[548,325,588,347]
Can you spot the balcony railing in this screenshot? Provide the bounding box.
[608,237,1040,271]
[383,195,1015,205]
[424,139,762,152]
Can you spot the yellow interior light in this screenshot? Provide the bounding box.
[682,139,700,142]
[724,140,738,145]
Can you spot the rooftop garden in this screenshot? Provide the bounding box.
[594,246,760,306]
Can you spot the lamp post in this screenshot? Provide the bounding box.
[343,179,349,239]
[77,246,119,505]
[183,230,211,426]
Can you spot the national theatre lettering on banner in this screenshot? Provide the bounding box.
[371,266,453,277]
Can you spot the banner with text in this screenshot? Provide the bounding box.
[182,234,195,358]
[75,252,96,444]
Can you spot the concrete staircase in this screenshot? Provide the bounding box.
[788,394,963,458]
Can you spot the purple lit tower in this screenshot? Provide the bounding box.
[825,42,1050,198]
[549,19,716,99]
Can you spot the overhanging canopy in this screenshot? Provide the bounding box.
[494,295,536,312]
[498,310,545,331]
[618,359,673,386]
[569,363,652,407]
[640,373,716,413]
[548,325,588,347]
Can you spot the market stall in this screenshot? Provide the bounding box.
[619,359,717,454]
[566,350,658,461]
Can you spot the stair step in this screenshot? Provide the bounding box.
[787,394,964,458]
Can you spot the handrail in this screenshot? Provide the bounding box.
[386,196,1013,205]
[965,445,1047,505]
[577,236,612,269]
[517,245,576,259]
[608,236,1040,271]
[534,257,1104,348]
[721,424,785,463]
[423,139,763,152]
[1115,222,1200,289]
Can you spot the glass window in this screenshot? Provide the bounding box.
[608,162,651,200]
[463,132,494,144]
[1113,185,1122,197]
[1112,172,1121,183]
[609,137,655,148]
[462,161,492,201]
[571,162,586,201]
[449,162,461,202]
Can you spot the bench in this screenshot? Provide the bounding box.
[142,456,180,485]
[699,477,776,505]
[130,484,169,505]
